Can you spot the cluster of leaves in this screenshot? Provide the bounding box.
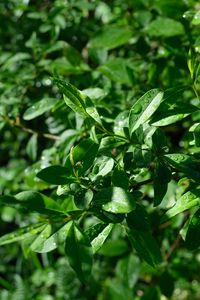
[1,0,200,299]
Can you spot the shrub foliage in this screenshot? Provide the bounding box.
[1,1,200,299]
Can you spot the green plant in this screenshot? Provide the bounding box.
[1,1,200,299]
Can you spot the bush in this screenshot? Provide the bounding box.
[1,1,200,299]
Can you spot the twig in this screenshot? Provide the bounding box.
[1,115,59,141]
[165,234,182,261]
[130,178,153,190]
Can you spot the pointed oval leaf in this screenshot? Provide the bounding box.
[153,161,171,206]
[150,101,198,126]
[88,25,132,50]
[65,138,99,176]
[91,223,114,253]
[15,191,62,214]
[144,17,184,37]
[161,189,200,222]
[30,224,52,252]
[129,89,164,135]
[23,98,58,120]
[94,187,136,214]
[0,223,45,246]
[53,78,88,118]
[65,222,93,282]
[31,222,72,253]
[98,58,133,84]
[37,165,75,185]
[164,153,200,181]
[127,229,162,267]
[185,208,200,250]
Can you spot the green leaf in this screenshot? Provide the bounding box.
[90,223,114,253]
[153,161,171,206]
[23,98,58,120]
[127,229,162,267]
[126,206,161,267]
[65,138,99,177]
[150,101,198,126]
[82,88,107,102]
[0,223,45,246]
[126,205,151,232]
[112,166,129,189]
[98,58,133,85]
[159,271,174,298]
[192,11,200,25]
[2,53,31,70]
[84,95,102,124]
[53,78,87,118]
[99,136,126,155]
[114,111,129,136]
[15,191,63,214]
[92,156,114,178]
[116,254,140,288]
[65,222,93,282]
[26,134,38,161]
[88,25,132,50]
[54,79,102,124]
[99,239,129,256]
[164,153,200,181]
[30,222,72,253]
[93,209,125,223]
[129,89,164,135]
[141,286,161,300]
[161,189,200,222]
[86,223,107,241]
[74,188,93,209]
[185,208,200,250]
[94,187,136,214]
[144,17,184,37]
[194,124,200,147]
[37,165,75,185]
[30,224,52,252]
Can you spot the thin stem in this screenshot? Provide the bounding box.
[165,234,182,261]
[192,82,200,101]
[1,115,59,141]
[130,178,153,189]
[96,123,129,142]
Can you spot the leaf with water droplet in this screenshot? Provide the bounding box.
[164,153,200,181]
[23,98,58,120]
[0,223,45,246]
[161,189,200,222]
[53,78,87,118]
[85,96,102,125]
[30,222,72,253]
[150,100,198,126]
[30,224,52,252]
[86,223,114,253]
[129,89,164,135]
[94,187,136,214]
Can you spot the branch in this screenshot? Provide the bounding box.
[165,234,182,261]
[1,115,59,141]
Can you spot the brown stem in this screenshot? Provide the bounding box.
[1,115,59,141]
[165,234,182,261]
[130,178,153,190]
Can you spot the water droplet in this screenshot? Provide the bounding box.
[118,120,124,126]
